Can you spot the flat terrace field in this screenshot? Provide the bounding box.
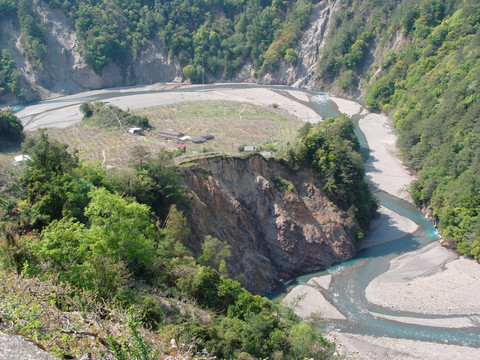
[30,101,303,168]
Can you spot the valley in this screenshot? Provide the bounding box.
[13,83,480,359]
[2,0,480,358]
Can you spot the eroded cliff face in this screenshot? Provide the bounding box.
[182,154,358,295]
[261,0,340,88]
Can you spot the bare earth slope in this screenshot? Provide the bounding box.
[182,154,358,295]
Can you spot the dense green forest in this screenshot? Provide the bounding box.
[1,117,368,357]
[0,50,23,99]
[360,0,480,259]
[316,0,480,260]
[315,0,395,91]
[0,111,24,149]
[33,0,312,78]
[3,0,479,356]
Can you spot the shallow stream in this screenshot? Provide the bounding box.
[274,92,480,347]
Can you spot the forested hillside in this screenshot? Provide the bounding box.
[0,0,313,87]
[363,0,480,260]
[2,0,479,356]
[0,103,373,358]
[314,0,480,260]
[1,128,345,358]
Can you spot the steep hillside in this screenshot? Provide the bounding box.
[182,154,358,294]
[0,0,338,103]
[362,0,480,259]
[0,132,340,359]
[0,0,182,102]
[309,0,480,260]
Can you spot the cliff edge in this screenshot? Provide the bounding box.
[182,154,358,295]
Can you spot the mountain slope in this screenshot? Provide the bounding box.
[0,0,336,102]
[362,0,480,259]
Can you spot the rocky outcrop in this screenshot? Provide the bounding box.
[0,333,58,360]
[261,0,340,88]
[182,154,358,295]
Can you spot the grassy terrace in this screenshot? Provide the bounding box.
[31,101,303,168]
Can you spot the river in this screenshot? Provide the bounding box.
[15,84,480,350]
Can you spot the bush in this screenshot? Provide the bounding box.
[79,102,94,118]
[271,177,295,192]
[0,111,23,144]
[284,48,297,63]
[340,70,356,90]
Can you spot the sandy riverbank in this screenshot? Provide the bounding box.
[365,241,480,315]
[282,282,345,320]
[352,107,480,318]
[328,98,480,358]
[17,84,321,131]
[327,332,480,360]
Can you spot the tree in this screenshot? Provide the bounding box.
[0,0,17,16]
[198,235,231,275]
[37,216,130,299]
[20,131,86,228]
[183,64,199,83]
[85,187,156,276]
[345,38,368,67]
[365,80,393,110]
[162,204,190,243]
[38,217,91,272]
[129,145,151,170]
[179,266,221,308]
[340,69,356,90]
[143,152,189,220]
[284,48,297,63]
[0,49,22,97]
[22,129,78,174]
[79,102,94,118]
[287,322,333,359]
[0,111,23,147]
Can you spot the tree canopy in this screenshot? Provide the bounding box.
[363,0,480,259]
[1,130,337,358]
[42,0,315,77]
[286,115,377,233]
[0,111,23,148]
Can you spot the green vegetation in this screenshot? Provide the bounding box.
[44,0,315,76]
[18,0,47,69]
[271,176,295,193]
[0,50,23,99]
[0,131,337,359]
[316,0,393,90]
[81,101,150,129]
[285,116,377,230]
[0,0,46,77]
[363,0,480,259]
[258,0,312,75]
[315,0,480,259]
[0,111,24,149]
[0,0,17,16]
